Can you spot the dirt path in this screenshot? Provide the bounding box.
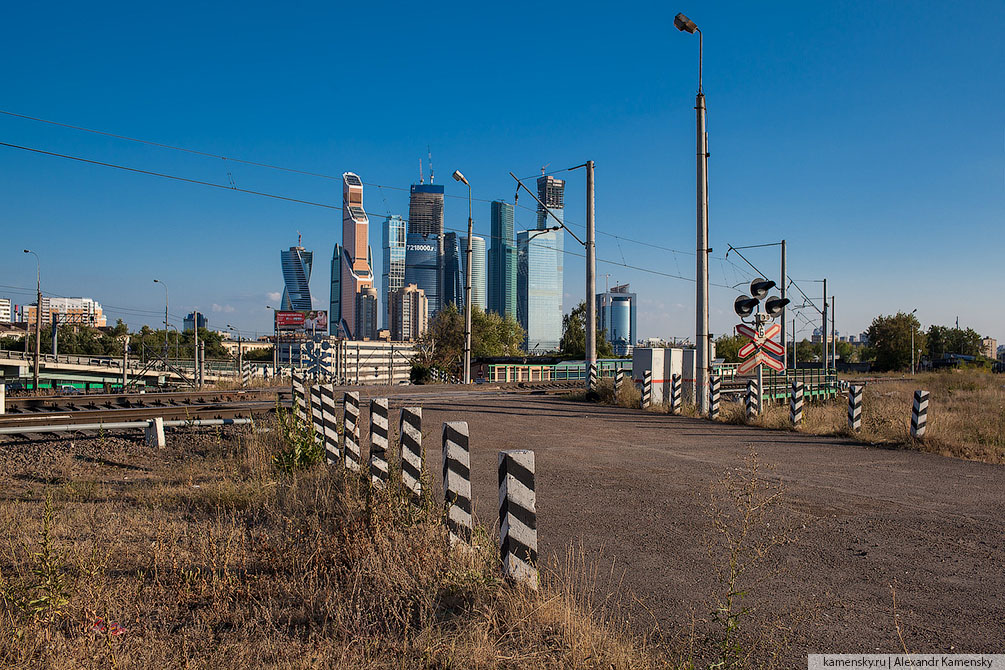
[411,393,1005,659]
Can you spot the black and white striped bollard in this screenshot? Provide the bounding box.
[442,421,472,544]
[641,370,652,409]
[587,363,597,391]
[343,391,361,472]
[614,370,625,396]
[910,390,929,438]
[790,381,804,426]
[320,384,340,465]
[291,372,307,422]
[310,384,324,446]
[847,385,863,431]
[399,407,423,499]
[709,374,721,420]
[370,398,389,486]
[498,449,538,590]
[670,373,682,414]
[746,379,759,420]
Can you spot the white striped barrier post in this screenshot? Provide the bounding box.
[291,372,307,423]
[709,375,721,420]
[369,398,389,487]
[790,381,804,426]
[587,363,597,391]
[498,449,538,590]
[910,390,929,439]
[241,361,251,386]
[399,407,423,500]
[614,370,625,396]
[641,370,653,409]
[343,391,361,472]
[670,373,682,414]
[310,384,324,448]
[442,421,472,544]
[848,385,863,432]
[144,417,166,449]
[320,384,340,465]
[746,379,759,420]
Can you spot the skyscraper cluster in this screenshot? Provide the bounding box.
[279,168,570,351]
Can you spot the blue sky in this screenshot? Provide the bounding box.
[2,0,1002,343]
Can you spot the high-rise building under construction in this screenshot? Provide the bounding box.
[408,180,445,316]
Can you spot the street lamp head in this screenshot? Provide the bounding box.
[452,170,468,185]
[674,12,698,34]
[22,249,30,254]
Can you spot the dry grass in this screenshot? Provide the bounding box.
[715,370,1005,463]
[0,421,670,669]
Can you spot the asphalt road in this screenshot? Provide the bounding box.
[389,390,1005,661]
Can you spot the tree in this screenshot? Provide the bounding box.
[714,334,745,363]
[835,340,857,363]
[795,339,821,363]
[416,304,525,374]
[866,312,925,372]
[927,324,982,360]
[559,301,615,359]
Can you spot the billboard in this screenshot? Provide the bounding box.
[275,310,328,333]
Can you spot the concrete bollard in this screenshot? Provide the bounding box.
[641,370,652,409]
[320,384,340,465]
[399,407,423,499]
[790,381,804,426]
[310,384,324,447]
[442,421,472,544]
[709,374,721,420]
[746,379,759,420]
[498,449,538,590]
[145,417,166,449]
[911,390,929,438]
[0,381,4,415]
[670,373,682,414]
[614,370,625,396]
[587,363,598,391]
[291,372,307,422]
[369,398,389,487]
[848,385,863,431]
[343,391,361,472]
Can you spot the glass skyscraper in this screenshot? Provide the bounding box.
[280,244,313,311]
[597,284,637,356]
[516,175,565,352]
[488,200,516,319]
[442,232,463,309]
[404,233,440,315]
[408,183,445,316]
[336,172,374,339]
[461,235,487,311]
[382,215,406,329]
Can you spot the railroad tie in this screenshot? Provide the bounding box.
[343,391,361,472]
[709,374,721,420]
[369,398,389,487]
[320,384,340,465]
[790,381,804,426]
[399,407,423,500]
[847,385,863,432]
[499,449,538,590]
[442,421,472,544]
[910,389,929,439]
[670,373,682,415]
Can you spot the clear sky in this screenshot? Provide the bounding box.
[2,0,1002,343]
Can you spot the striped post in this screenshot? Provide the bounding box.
[790,381,804,426]
[746,379,759,420]
[241,361,252,386]
[291,372,307,422]
[498,449,538,590]
[641,370,652,409]
[369,398,389,487]
[442,421,472,544]
[309,384,324,446]
[587,363,598,391]
[343,391,361,472]
[847,385,863,432]
[614,369,625,396]
[399,407,423,499]
[320,384,340,465]
[709,374,721,420]
[910,390,929,439]
[670,373,682,414]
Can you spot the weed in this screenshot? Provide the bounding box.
[27,495,70,624]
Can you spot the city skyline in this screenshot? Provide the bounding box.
[1,2,1001,344]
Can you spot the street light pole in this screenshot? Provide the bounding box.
[585,160,597,389]
[780,239,787,369]
[23,250,41,395]
[453,170,473,384]
[675,12,709,413]
[910,308,918,375]
[154,279,168,360]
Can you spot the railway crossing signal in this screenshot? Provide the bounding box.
[733,279,790,402]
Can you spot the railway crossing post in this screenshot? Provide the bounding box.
[442,421,473,544]
[911,390,929,439]
[498,449,538,589]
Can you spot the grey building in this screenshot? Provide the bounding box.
[382,215,406,329]
[280,244,313,311]
[461,235,487,311]
[596,284,637,356]
[488,200,516,319]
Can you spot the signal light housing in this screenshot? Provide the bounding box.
[764,296,790,318]
[734,295,759,318]
[749,278,776,300]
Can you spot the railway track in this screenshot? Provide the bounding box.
[3,387,288,414]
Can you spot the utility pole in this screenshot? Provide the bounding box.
[199,341,205,389]
[23,250,41,395]
[830,296,836,371]
[193,311,200,389]
[780,239,787,369]
[586,160,597,389]
[122,336,129,390]
[821,279,828,372]
[792,317,797,369]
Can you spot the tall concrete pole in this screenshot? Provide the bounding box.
[821,279,828,372]
[695,79,710,413]
[831,295,836,370]
[199,341,205,389]
[193,311,200,389]
[780,239,787,370]
[586,160,597,389]
[122,336,129,390]
[24,250,41,395]
[463,181,473,385]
